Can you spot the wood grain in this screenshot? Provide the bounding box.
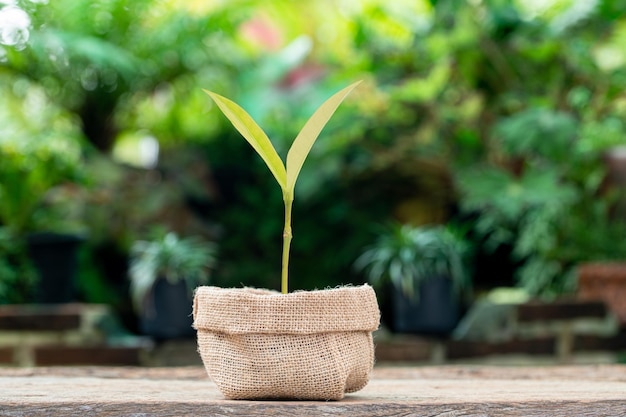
[1,366,625,416]
[2,401,626,417]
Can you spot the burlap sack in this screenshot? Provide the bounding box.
[193,285,380,400]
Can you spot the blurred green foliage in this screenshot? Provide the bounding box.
[0,228,36,304]
[0,76,85,234]
[1,0,626,303]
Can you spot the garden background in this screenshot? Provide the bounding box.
[2,0,626,333]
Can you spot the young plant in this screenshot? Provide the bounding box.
[204,81,360,294]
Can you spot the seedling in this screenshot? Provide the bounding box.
[204,81,360,293]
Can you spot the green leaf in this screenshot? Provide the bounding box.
[285,81,361,195]
[203,90,287,189]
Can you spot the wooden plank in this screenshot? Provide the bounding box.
[0,366,625,416]
[1,401,625,416]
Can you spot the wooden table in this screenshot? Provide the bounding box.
[1,365,625,416]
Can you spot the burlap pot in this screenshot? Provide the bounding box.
[193,285,380,400]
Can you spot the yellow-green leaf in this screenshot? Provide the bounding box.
[204,90,287,189]
[285,81,361,195]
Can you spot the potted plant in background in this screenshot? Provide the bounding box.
[355,223,470,335]
[130,229,216,340]
[193,81,380,401]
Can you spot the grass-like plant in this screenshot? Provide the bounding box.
[204,81,360,294]
[129,230,217,310]
[355,223,469,299]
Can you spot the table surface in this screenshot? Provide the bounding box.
[1,365,625,416]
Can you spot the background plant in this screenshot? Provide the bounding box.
[355,223,470,299]
[129,229,216,310]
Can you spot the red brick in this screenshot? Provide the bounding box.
[517,300,607,322]
[375,339,433,362]
[0,347,13,364]
[446,337,556,359]
[574,330,626,352]
[35,346,143,366]
[0,304,82,331]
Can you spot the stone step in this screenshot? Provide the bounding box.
[0,303,152,366]
[0,303,105,331]
[0,343,151,367]
[0,303,112,345]
[375,299,625,364]
[375,332,626,363]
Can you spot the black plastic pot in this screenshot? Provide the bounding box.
[140,278,195,340]
[26,232,84,304]
[391,275,460,336]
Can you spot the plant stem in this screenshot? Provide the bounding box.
[281,194,293,294]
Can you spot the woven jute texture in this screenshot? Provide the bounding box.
[193,285,380,400]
